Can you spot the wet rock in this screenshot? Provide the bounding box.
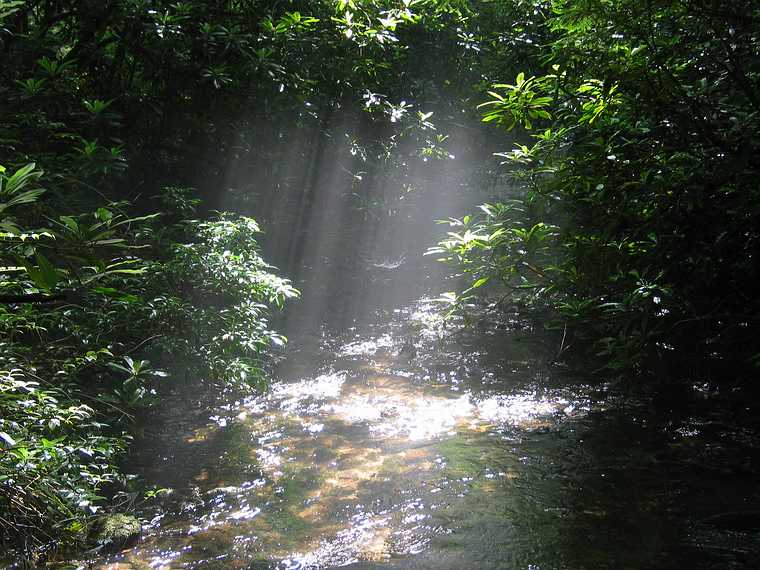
[380,405,400,418]
[96,513,142,549]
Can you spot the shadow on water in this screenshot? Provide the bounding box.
[98,125,760,569]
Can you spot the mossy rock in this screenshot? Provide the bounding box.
[96,513,142,549]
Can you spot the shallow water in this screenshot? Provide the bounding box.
[100,289,760,569]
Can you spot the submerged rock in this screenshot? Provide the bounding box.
[96,513,142,548]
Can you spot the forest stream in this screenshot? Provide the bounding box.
[94,172,760,570]
[3,2,760,568]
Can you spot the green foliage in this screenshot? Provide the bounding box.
[480,72,554,130]
[0,0,324,550]
[428,200,559,311]
[1,165,296,561]
[436,0,760,377]
[0,163,45,231]
[148,214,299,388]
[0,366,128,555]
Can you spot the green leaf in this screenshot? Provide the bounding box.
[59,216,79,232]
[21,252,60,290]
[630,45,646,56]
[34,251,59,289]
[96,207,113,222]
[2,163,41,195]
[92,286,140,303]
[4,187,45,208]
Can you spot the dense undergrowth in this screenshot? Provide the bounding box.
[431,0,760,381]
[0,167,297,559]
[0,1,306,561]
[2,0,758,563]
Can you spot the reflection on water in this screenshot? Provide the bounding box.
[100,295,760,570]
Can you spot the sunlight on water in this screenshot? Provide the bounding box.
[288,512,391,567]
[102,299,588,570]
[260,370,570,442]
[334,393,472,440]
[272,372,347,403]
[475,393,570,426]
[339,333,395,357]
[410,298,448,340]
